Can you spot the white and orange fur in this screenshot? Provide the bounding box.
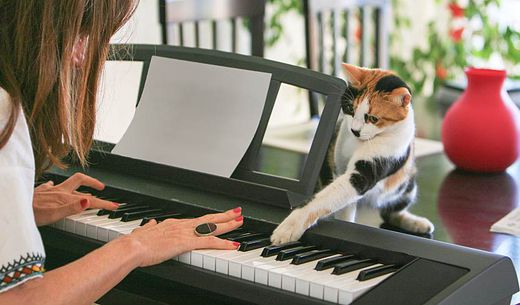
[271,64,434,245]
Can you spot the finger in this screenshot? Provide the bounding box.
[195,207,242,224]
[73,191,92,196]
[210,216,243,236]
[57,173,105,192]
[87,197,120,210]
[35,181,54,191]
[132,219,157,233]
[194,236,240,250]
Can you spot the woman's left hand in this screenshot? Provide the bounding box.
[33,173,119,226]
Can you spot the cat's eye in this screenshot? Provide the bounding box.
[365,114,379,124]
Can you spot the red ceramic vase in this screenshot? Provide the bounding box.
[441,68,520,173]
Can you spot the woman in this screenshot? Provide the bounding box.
[0,1,243,304]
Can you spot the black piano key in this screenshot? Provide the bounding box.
[291,249,335,265]
[332,258,376,275]
[108,206,149,219]
[121,209,163,222]
[238,237,271,252]
[96,203,135,216]
[315,254,356,271]
[140,213,185,226]
[276,245,318,261]
[357,264,399,281]
[261,241,303,257]
[218,228,246,239]
[227,232,268,242]
[97,209,109,216]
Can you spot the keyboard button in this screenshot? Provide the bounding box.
[121,209,163,222]
[261,241,303,257]
[97,203,134,216]
[238,238,271,252]
[108,206,149,219]
[276,246,317,261]
[292,249,335,265]
[357,264,399,281]
[140,212,185,225]
[315,254,355,271]
[228,233,269,242]
[332,258,376,275]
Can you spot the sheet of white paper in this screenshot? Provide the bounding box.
[95,61,143,143]
[112,56,271,177]
[490,207,520,236]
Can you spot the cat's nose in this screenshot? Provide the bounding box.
[351,129,360,137]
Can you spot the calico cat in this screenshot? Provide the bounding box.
[270,63,434,245]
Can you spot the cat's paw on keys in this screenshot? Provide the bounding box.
[388,211,434,234]
[271,209,308,245]
[404,216,434,234]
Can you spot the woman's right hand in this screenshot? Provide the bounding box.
[127,207,244,267]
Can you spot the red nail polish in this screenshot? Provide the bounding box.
[235,216,243,222]
[233,207,242,213]
[233,242,240,248]
[80,199,89,209]
[112,202,120,207]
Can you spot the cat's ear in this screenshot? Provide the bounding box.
[342,63,367,87]
[389,87,412,107]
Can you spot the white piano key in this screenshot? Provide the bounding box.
[75,214,110,236]
[337,273,392,305]
[178,252,191,264]
[191,251,204,267]
[87,218,121,239]
[307,264,383,301]
[280,255,338,292]
[271,261,316,290]
[238,249,310,284]
[203,254,215,270]
[108,229,123,241]
[55,219,66,230]
[215,257,228,274]
[190,249,238,271]
[241,255,278,282]
[227,249,264,278]
[254,259,294,285]
[266,254,338,290]
[321,271,371,304]
[99,220,141,242]
[283,255,340,289]
[64,209,99,232]
[195,248,257,275]
[92,219,121,241]
[115,221,142,235]
[189,249,218,271]
[242,262,263,281]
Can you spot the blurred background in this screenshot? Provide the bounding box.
[109,0,520,130]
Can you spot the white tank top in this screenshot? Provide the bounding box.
[0,87,45,292]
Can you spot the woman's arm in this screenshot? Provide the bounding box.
[0,208,243,305]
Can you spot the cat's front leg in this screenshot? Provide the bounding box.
[271,173,362,245]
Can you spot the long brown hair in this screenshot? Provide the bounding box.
[0,0,137,176]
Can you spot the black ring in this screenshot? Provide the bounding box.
[194,222,217,237]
